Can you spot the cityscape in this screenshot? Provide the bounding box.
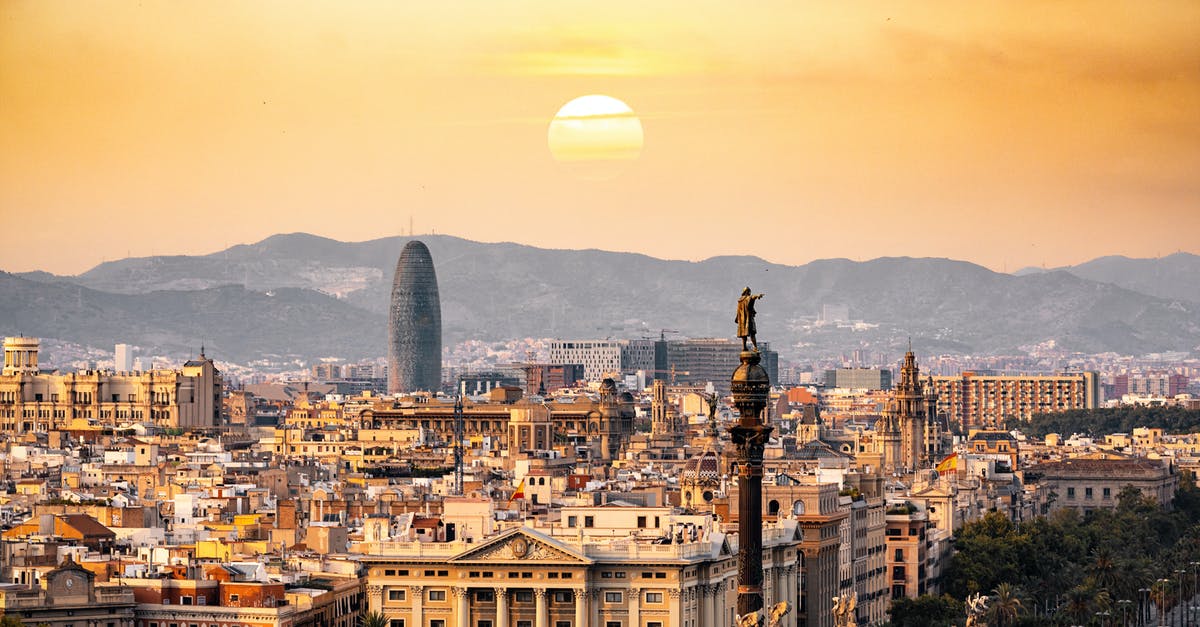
[2,3,1200,627]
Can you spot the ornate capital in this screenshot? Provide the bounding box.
[366,585,383,596]
[494,587,509,599]
[409,585,425,594]
[452,586,468,599]
[534,588,548,600]
[668,589,682,599]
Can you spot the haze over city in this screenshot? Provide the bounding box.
[3,1,1199,275]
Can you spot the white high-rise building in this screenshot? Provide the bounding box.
[114,343,134,372]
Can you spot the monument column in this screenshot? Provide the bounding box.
[495,587,509,627]
[730,349,772,618]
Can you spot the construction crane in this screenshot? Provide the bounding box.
[452,392,464,496]
[641,365,691,385]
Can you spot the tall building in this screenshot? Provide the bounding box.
[387,240,442,394]
[931,371,1100,429]
[114,343,133,372]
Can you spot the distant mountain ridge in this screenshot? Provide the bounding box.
[7,233,1199,363]
[1011,252,1200,303]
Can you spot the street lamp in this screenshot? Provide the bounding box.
[1140,587,1152,627]
[1176,569,1187,627]
[1117,599,1132,627]
[1157,579,1170,627]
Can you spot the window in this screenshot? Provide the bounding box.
[654,572,665,579]
[388,589,406,601]
[567,516,577,527]
[197,597,206,606]
[429,590,446,601]
[479,622,493,627]
[607,622,622,627]
[584,516,595,528]
[515,591,533,602]
[645,592,663,603]
[228,594,238,604]
[390,621,406,627]
[637,516,647,528]
[181,596,193,606]
[553,591,572,603]
[431,621,445,627]
[1067,487,1076,499]
[475,590,494,602]
[605,592,623,603]
[1103,487,1112,499]
[385,569,396,576]
[649,623,664,627]
[518,622,532,627]
[894,548,903,562]
[556,622,571,627]
[1085,487,1094,500]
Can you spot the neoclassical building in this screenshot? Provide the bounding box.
[355,518,803,627]
[0,337,222,432]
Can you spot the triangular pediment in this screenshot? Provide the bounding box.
[449,528,593,565]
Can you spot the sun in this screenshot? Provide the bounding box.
[547,95,644,180]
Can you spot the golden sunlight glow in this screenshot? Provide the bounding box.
[547,95,644,180]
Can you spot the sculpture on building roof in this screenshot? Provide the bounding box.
[736,287,764,351]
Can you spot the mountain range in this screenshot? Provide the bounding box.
[4,233,1199,363]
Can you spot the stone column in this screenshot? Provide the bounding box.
[574,588,588,627]
[453,586,469,627]
[495,587,510,627]
[589,588,601,626]
[628,587,641,627]
[366,584,383,613]
[410,585,424,627]
[669,588,682,627]
[535,588,549,627]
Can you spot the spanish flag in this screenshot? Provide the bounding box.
[935,453,959,473]
[507,479,526,506]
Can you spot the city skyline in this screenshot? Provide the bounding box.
[3,2,1198,275]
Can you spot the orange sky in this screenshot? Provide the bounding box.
[2,1,1198,275]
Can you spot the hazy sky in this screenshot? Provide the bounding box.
[2,1,1198,275]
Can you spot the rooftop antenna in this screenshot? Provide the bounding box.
[409,216,414,237]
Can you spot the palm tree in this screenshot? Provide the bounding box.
[1063,585,1093,625]
[359,610,390,627]
[1089,547,1118,592]
[987,583,1024,627]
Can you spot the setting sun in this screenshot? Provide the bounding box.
[547,95,644,180]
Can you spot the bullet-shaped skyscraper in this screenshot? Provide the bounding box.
[387,240,442,393]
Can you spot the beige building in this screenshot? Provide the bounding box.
[931,371,1100,429]
[0,556,136,627]
[1028,453,1178,513]
[0,337,222,431]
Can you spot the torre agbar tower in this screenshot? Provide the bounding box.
[387,240,442,394]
